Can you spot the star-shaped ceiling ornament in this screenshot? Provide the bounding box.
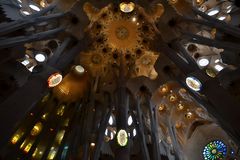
[80,2,164,79]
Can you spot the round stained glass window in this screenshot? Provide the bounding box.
[203,140,227,160]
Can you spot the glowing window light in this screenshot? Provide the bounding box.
[31,122,43,136]
[227,8,232,13]
[186,76,202,91]
[35,53,46,62]
[11,134,21,144]
[119,2,135,13]
[32,148,44,159]
[21,10,30,15]
[28,66,35,72]
[105,129,108,136]
[214,59,220,63]
[47,73,63,88]
[29,4,41,11]
[20,139,33,153]
[17,0,22,3]
[57,105,65,116]
[21,59,30,66]
[203,140,227,160]
[90,143,95,147]
[47,147,57,160]
[128,115,133,126]
[75,65,85,74]
[221,2,232,13]
[108,116,113,125]
[24,143,33,153]
[55,130,65,145]
[207,9,219,16]
[117,129,128,147]
[214,64,224,72]
[218,15,226,21]
[197,58,209,67]
[110,132,114,140]
[133,128,137,137]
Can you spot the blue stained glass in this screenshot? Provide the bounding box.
[202,140,227,160]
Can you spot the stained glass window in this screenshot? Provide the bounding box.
[203,140,227,160]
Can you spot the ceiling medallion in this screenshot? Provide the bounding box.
[105,20,140,51]
[115,26,129,40]
[80,52,107,76]
[82,2,163,79]
[119,2,135,13]
[135,51,159,79]
[117,129,128,147]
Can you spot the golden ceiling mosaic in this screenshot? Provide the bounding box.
[79,2,164,80]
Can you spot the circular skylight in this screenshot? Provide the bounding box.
[197,58,209,67]
[117,129,128,147]
[35,53,46,62]
[29,4,41,11]
[48,73,63,88]
[75,65,85,73]
[119,2,135,13]
[186,76,202,92]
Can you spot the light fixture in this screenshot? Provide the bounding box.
[197,58,209,67]
[117,129,128,147]
[90,143,95,147]
[132,17,137,22]
[214,64,224,72]
[47,73,63,88]
[35,53,46,62]
[119,2,135,13]
[29,4,41,11]
[128,115,133,126]
[74,65,85,74]
[186,76,202,91]
[207,8,219,16]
